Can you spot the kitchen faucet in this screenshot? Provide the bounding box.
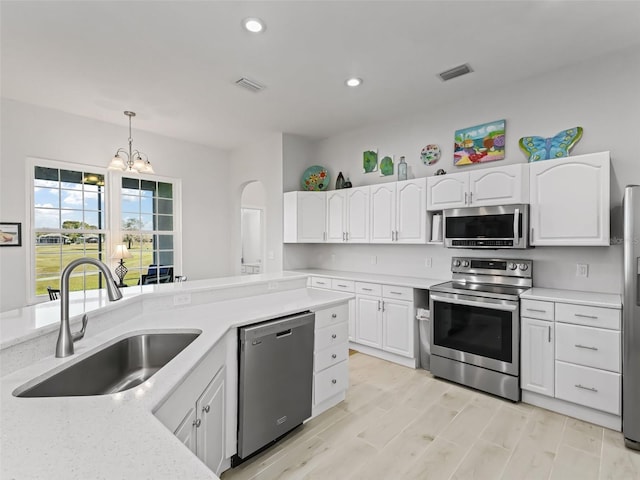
[56,257,123,358]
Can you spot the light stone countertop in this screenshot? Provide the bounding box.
[521,287,622,308]
[0,277,352,480]
[287,268,448,290]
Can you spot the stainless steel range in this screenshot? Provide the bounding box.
[429,257,532,401]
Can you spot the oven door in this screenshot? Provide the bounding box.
[429,291,519,375]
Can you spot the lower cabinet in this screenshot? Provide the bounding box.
[521,316,554,396]
[355,294,382,348]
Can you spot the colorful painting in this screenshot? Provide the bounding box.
[363,149,378,173]
[300,165,330,191]
[519,127,583,162]
[379,155,394,176]
[454,120,505,166]
[421,144,441,165]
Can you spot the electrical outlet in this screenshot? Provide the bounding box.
[425,257,432,268]
[267,251,275,260]
[268,282,279,290]
[173,293,191,306]
[370,255,377,265]
[576,264,589,277]
[331,254,336,263]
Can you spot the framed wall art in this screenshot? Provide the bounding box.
[0,222,22,246]
[454,119,505,166]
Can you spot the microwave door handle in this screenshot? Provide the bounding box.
[513,208,520,244]
[430,293,518,312]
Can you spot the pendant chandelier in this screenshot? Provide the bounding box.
[108,111,154,174]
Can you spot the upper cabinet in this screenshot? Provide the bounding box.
[370,178,427,243]
[326,186,370,243]
[427,164,529,210]
[283,191,326,243]
[529,152,610,246]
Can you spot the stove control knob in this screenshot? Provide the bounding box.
[508,262,518,270]
[519,263,529,271]
[461,260,470,267]
[452,259,461,267]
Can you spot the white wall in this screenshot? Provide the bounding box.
[228,133,284,275]
[284,46,640,294]
[283,133,317,192]
[0,99,232,310]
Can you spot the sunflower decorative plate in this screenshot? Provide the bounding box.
[301,165,330,191]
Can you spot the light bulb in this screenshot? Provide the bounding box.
[243,17,265,33]
[345,77,362,87]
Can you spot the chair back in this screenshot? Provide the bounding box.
[175,275,187,282]
[47,286,60,300]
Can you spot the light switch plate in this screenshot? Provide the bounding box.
[576,264,589,277]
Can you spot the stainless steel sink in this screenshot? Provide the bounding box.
[14,332,200,398]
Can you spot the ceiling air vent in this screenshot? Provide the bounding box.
[235,77,265,92]
[438,63,473,82]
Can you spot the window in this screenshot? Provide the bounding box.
[120,177,177,285]
[32,164,107,295]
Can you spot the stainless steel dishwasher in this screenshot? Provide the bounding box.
[235,311,315,463]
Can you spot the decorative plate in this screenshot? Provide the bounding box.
[421,144,441,165]
[301,165,330,191]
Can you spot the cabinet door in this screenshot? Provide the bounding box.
[369,183,396,243]
[382,299,414,358]
[396,178,427,243]
[469,164,528,206]
[326,191,347,243]
[346,186,370,243]
[196,367,226,476]
[297,192,327,243]
[521,317,554,396]
[355,295,383,348]
[348,298,356,341]
[173,406,197,454]
[427,172,469,210]
[529,152,610,246]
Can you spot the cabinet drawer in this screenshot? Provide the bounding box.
[555,361,620,415]
[382,285,413,302]
[556,323,620,372]
[315,303,349,329]
[555,303,620,330]
[356,282,382,296]
[315,321,349,351]
[521,299,554,321]
[314,360,349,405]
[310,277,332,289]
[331,279,355,292]
[314,342,348,372]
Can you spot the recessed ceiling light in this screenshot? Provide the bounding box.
[345,77,362,87]
[243,17,265,33]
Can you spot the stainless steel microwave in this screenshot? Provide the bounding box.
[443,204,529,249]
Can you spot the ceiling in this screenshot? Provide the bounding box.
[2,1,640,151]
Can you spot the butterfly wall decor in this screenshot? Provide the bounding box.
[519,127,583,162]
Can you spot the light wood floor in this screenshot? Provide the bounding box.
[222,352,640,480]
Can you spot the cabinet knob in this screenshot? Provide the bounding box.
[193,418,201,428]
[332,313,337,318]
[331,379,337,384]
[331,333,337,339]
[203,405,210,413]
[332,354,337,359]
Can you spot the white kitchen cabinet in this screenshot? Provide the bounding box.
[196,367,226,475]
[529,151,610,246]
[326,187,370,243]
[382,297,414,358]
[283,191,326,243]
[427,164,529,210]
[521,317,555,397]
[355,294,383,348]
[174,407,197,453]
[370,178,427,243]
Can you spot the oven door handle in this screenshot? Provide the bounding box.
[513,208,520,244]
[430,293,518,312]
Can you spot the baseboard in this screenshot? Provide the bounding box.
[348,342,417,368]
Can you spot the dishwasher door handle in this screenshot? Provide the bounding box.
[276,329,292,338]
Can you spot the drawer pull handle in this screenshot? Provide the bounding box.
[337,285,347,288]
[332,313,337,318]
[193,419,202,428]
[548,325,551,343]
[575,344,598,351]
[203,405,210,413]
[363,288,373,291]
[575,314,598,320]
[575,384,598,393]
[317,281,326,285]
[331,379,337,384]
[390,291,402,295]
[332,354,337,359]
[526,308,547,313]
[332,334,337,339]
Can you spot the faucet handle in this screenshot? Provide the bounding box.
[72,314,89,342]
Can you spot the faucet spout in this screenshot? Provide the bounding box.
[56,257,123,358]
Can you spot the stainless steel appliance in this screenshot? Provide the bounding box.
[430,257,532,401]
[235,311,315,463]
[443,204,529,249]
[623,185,640,450]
